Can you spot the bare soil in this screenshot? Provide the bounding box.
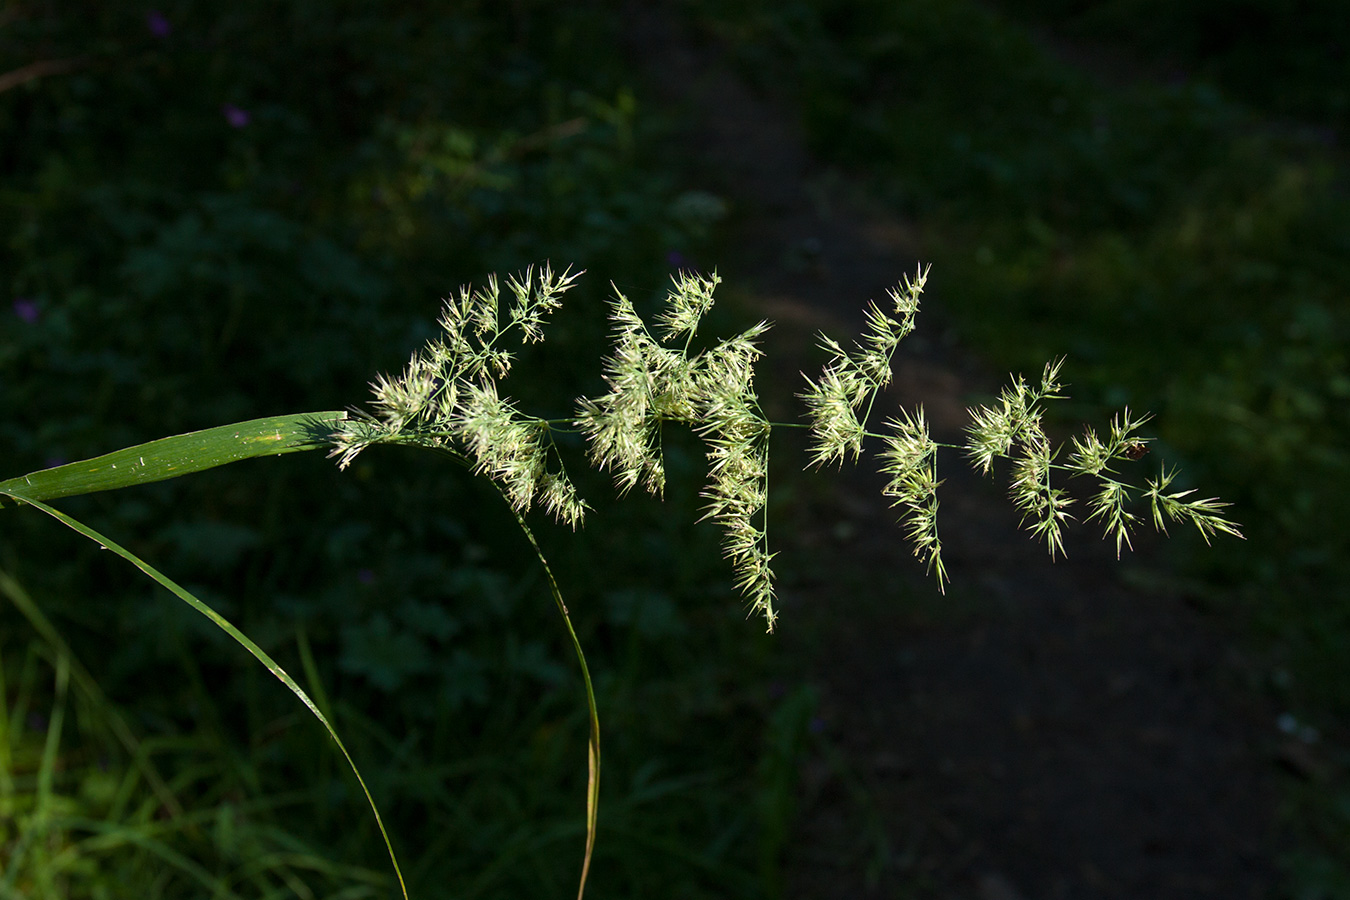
[626,8,1285,899]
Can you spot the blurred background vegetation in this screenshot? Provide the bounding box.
[2,0,1348,896]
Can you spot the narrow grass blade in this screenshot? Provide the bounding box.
[0,565,186,822]
[46,815,249,900]
[5,647,70,897]
[0,411,345,508]
[0,491,408,900]
[507,502,600,900]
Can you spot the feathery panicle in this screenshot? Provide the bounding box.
[332,260,1239,627]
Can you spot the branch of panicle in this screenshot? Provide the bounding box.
[800,265,927,469]
[330,264,587,528]
[578,272,780,629]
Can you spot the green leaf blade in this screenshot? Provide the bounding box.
[0,412,345,506]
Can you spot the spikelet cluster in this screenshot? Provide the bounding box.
[879,407,946,588]
[965,360,1074,556]
[802,269,1241,585]
[329,264,588,528]
[801,266,927,467]
[577,271,779,629]
[966,367,1242,558]
[800,265,952,588]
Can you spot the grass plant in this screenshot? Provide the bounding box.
[2,263,1237,895]
[2,0,1307,893]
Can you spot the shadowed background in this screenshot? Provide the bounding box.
[2,1,1347,897]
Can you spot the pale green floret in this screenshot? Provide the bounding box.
[1087,478,1138,558]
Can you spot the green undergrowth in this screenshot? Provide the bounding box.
[691,0,1350,890]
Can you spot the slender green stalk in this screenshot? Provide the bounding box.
[505,499,601,900]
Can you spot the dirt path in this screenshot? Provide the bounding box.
[625,8,1283,899]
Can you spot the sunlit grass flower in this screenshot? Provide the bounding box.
[333,261,1240,629]
[879,407,947,589]
[578,270,779,628]
[801,265,926,467]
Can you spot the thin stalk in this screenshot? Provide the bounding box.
[504,498,600,900]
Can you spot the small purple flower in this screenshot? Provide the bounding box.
[666,250,688,269]
[809,716,826,734]
[12,298,39,323]
[43,456,67,470]
[358,568,375,585]
[222,104,250,128]
[146,10,172,38]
